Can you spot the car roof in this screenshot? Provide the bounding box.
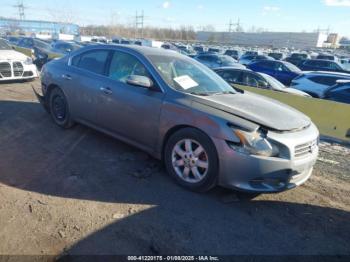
[213,67,251,72]
[75,44,183,57]
[306,59,336,62]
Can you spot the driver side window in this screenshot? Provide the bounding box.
[242,72,263,87]
[108,51,150,84]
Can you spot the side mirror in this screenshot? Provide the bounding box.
[126,75,153,89]
[65,48,72,53]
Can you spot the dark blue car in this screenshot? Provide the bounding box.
[248,60,302,86]
[324,81,350,104]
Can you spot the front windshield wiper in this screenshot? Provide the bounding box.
[189,92,211,96]
[212,91,237,95]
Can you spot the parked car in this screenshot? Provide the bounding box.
[36,45,319,193]
[243,51,259,56]
[291,71,350,98]
[214,67,310,97]
[0,38,38,81]
[193,46,206,53]
[51,41,82,55]
[285,53,310,66]
[208,47,222,53]
[161,43,178,51]
[239,55,273,65]
[16,37,61,69]
[195,53,243,69]
[316,54,339,62]
[224,49,242,60]
[268,52,286,60]
[248,60,302,86]
[323,80,350,104]
[5,36,22,46]
[298,59,350,74]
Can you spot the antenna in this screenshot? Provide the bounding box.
[13,0,27,20]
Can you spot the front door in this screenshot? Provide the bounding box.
[96,50,164,150]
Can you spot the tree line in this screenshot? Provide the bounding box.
[80,25,196,40]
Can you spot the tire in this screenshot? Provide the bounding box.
[164,128,219,192]
[48,87,74,129]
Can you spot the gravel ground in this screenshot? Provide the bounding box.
[0,80,349,258]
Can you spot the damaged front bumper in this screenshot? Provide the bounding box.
[32,84,49,111]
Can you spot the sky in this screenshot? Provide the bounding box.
[1,0,350,36]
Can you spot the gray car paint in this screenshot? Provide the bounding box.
[40,45,319,193]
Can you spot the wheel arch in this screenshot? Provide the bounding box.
[160,124,218,162]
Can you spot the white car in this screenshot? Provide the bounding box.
[290,71,350,98]
[0,38,38,81]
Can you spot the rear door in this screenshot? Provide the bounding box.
[66,49,111,125]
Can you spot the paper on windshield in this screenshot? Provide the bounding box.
[173,75,198,90]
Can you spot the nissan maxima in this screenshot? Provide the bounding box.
[36,45,319,193]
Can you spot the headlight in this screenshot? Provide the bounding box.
[23,57,33,65]
[231,129,279,157]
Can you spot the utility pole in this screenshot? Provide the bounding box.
[228,19,234,33]
[228,18,241,33]
[135,10,144,39]
[13,0,26,20]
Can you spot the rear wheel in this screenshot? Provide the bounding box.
[164,128,218,192]
[49,87,74,129]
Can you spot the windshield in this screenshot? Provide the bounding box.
[259,73,286,90]
[148,54,236,95]
[284,61,302,73]
[220,55,237,64]
[0,39,11,50]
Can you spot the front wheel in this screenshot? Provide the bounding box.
[164,128,219,192]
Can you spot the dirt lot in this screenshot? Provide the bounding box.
[0,80,349,257]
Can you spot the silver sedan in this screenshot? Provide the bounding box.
[37,45,319,193]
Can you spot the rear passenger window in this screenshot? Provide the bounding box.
[72,50,109,75]
[309,76,337,86]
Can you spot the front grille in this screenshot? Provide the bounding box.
[0,62,11,77]
[294,139,317,158]
[23,71,33,77]
[13,62,24,77]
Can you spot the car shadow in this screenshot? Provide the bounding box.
[0,100,349,256]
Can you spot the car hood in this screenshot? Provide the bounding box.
[0,50,28,61]
[282,88,311,97]
[191,92,311,132]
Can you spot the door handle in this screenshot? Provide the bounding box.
[100,87,113,95]
[62,74,72,80]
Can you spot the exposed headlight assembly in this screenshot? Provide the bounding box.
[230,129,279,157]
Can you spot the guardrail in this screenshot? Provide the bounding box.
[239,86,350,142]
